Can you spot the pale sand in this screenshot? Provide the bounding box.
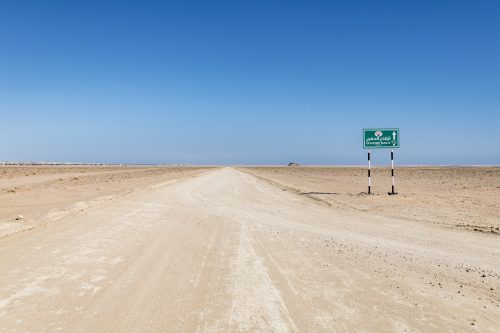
[0,167,498,332]
[0,166,210,238]
[240,166,500,233]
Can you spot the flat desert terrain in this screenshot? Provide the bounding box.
[241,166,500,233]
[0,166,499,332]
[0,166,209,238]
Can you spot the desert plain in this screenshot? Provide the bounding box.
[0,165,499,332]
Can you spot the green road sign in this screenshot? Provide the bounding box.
[363,128,400,149]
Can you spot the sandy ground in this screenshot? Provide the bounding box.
[240,166,500,233]
[0,166,209,238]
[0,167,499,332]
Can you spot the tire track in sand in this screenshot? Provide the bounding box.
[229,223,297,332]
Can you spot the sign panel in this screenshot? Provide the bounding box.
[363,128,399,149]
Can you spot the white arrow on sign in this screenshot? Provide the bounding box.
[392,131,396,140]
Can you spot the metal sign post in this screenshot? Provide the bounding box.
[362,128,400,195]
[368,150,371,194]
[389,149,396,195]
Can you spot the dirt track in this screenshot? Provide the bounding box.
[0,168,499,332]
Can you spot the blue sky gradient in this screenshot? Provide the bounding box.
[1,1,499,165]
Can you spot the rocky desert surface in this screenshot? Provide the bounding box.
[0,166,209,238]
[240,166,500,233]
[0,166,498,332]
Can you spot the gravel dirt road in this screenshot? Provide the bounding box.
[1,168,499,332]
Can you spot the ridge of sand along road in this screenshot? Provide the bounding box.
[238,166,500,233]
[0,166,210,238]
[0,168,498,332]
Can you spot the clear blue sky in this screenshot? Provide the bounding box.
[1,1,499,165]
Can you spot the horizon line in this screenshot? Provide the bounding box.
[1,162,499,168]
